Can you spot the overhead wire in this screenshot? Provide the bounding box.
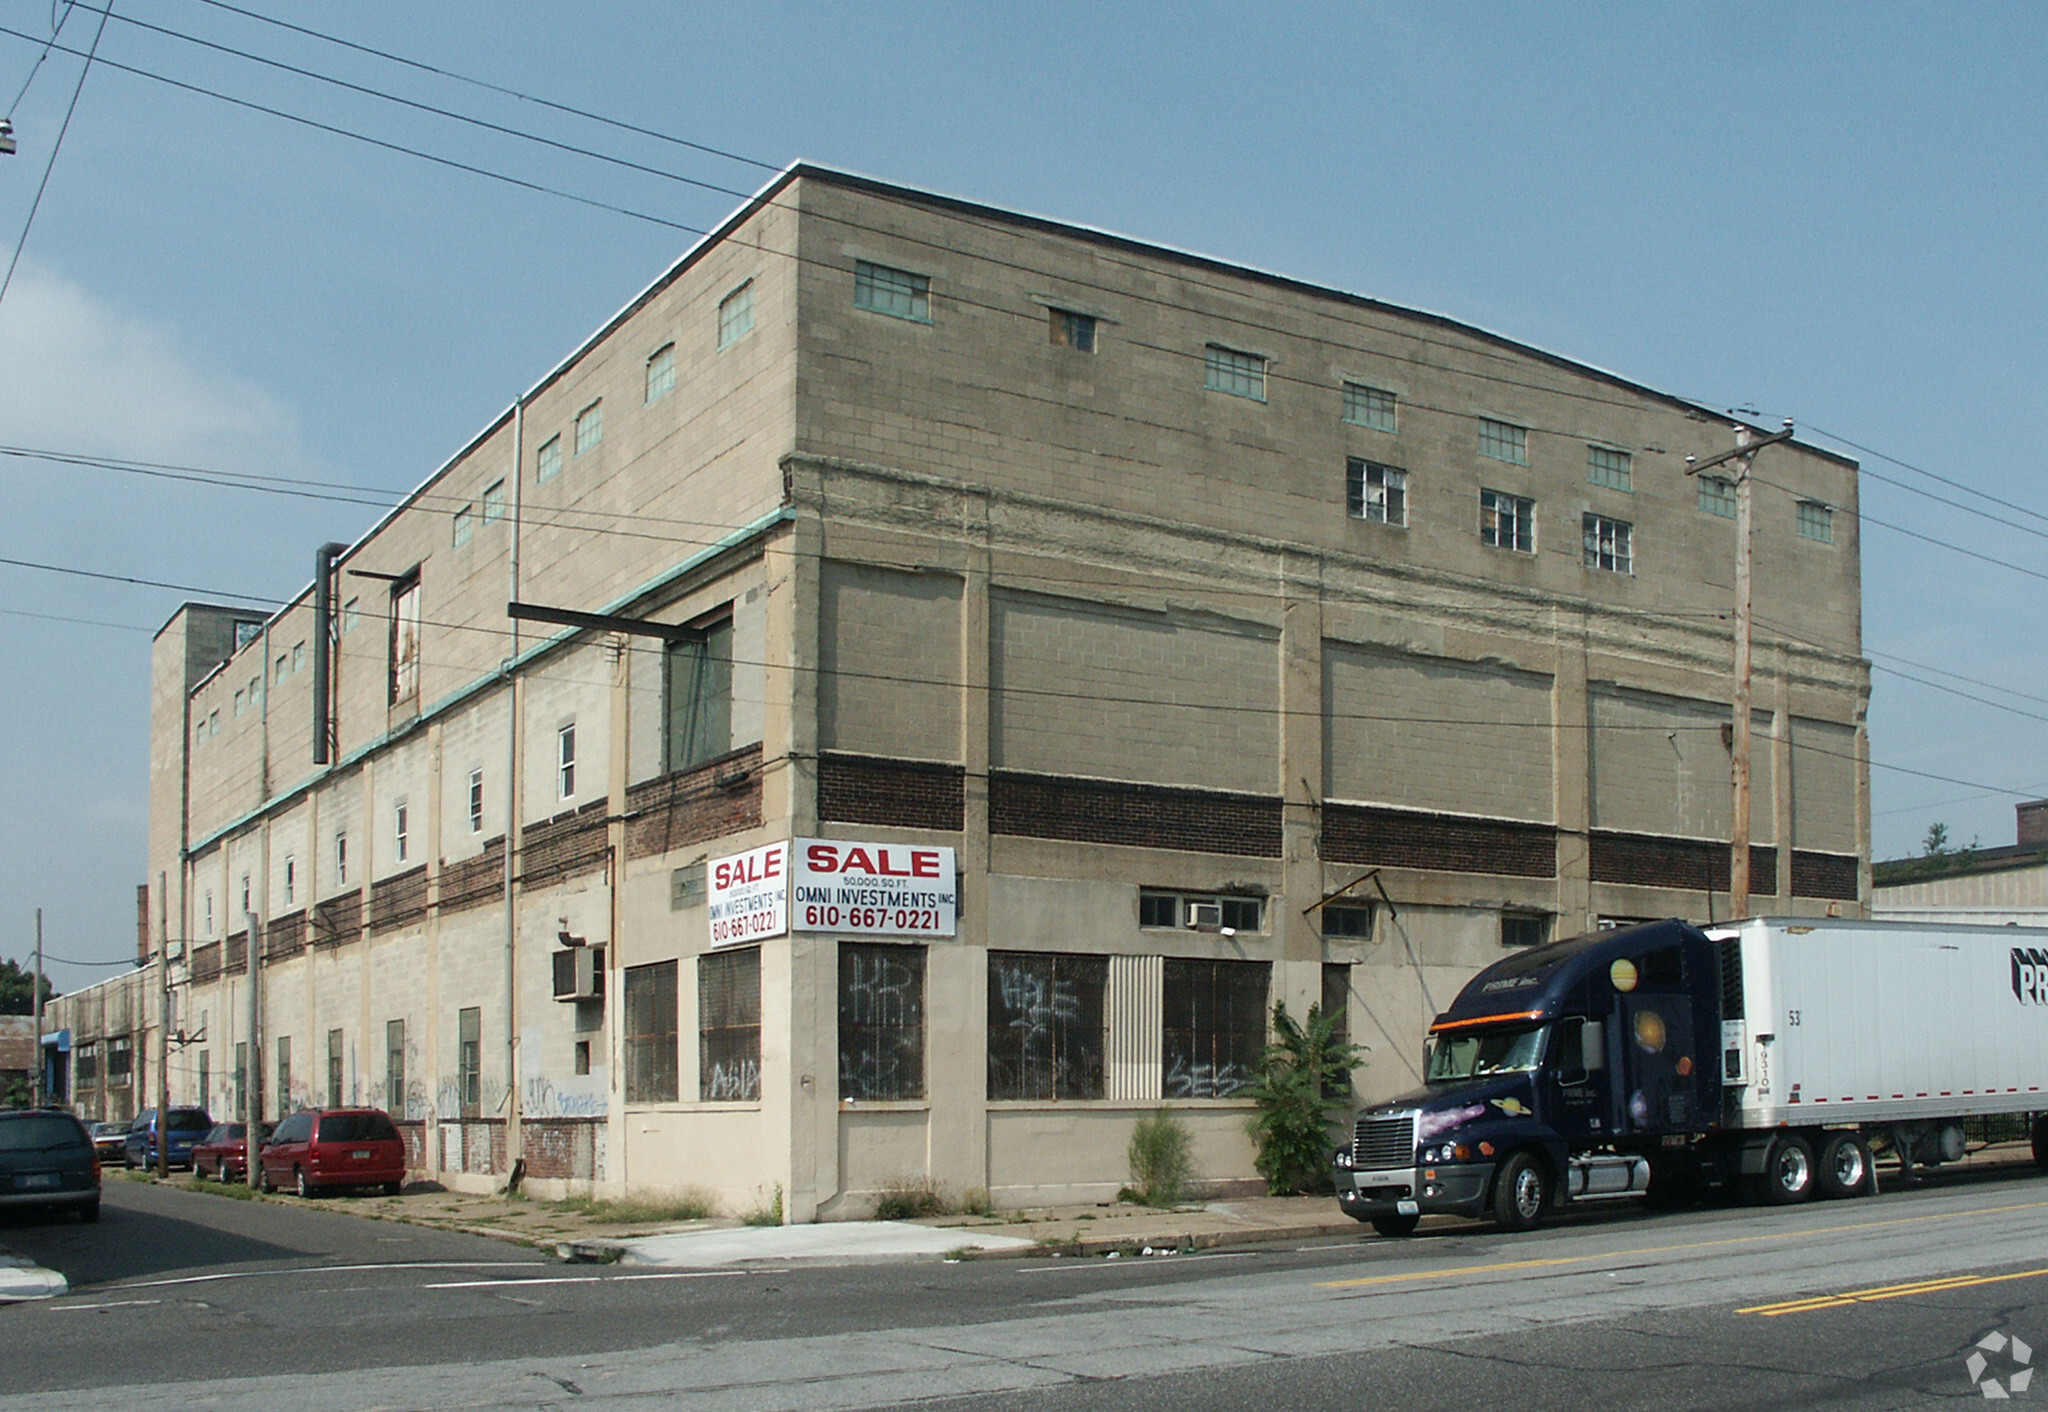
[0,0,109,309]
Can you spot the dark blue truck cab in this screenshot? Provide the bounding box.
[1335,919,1723,1234]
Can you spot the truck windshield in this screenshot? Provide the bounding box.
[1425,1022,1548,1082]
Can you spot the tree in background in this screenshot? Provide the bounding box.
[0,958,57,1016]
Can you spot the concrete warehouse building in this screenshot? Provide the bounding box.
[115,165,1867,1217]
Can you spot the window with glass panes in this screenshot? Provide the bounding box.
[1582,513,1632,573]
[1162,959,1268,1098]
[1204,343,1266,400]
[1479,418,1529,465]
[664,618,732,774]
[482,479,505,522]
[987,952,1107,1100]
[699,947,761,1101]
[1481,489,1535,551]
[536,434,562,483]
[457,1007,480,1114]
[644,343,675,404]
[574,401,602,455]
[386,1019,405,1115]
[1698,474,1736,518]
[1796,500,1834,542]
[1049,308,1096,351]
[1346,458,1406,525]
[853,260,929,322]
[1588,445,1632,491]
[839,942,925,1101]
[1343,381,1397,432]
[718,282,755,348]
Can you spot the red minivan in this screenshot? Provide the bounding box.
[258,1108,407,1197]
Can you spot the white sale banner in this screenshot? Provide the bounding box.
[790,838,957,937]
[706,841,789,947]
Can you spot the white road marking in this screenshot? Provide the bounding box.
[1016,1250,1259,1275]
[425,1269,759,1289]
[97,1261,538,1292]
[49,1299,163,1312]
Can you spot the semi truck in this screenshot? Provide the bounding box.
[1334,916,2048,1234]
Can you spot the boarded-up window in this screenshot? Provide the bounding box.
[839,943,924,1101]
[388,573,421,706]
[699,948,761,1102]
[623,962,678,1104]
[987,952,1108,1101]
[1162,958,1268,1098]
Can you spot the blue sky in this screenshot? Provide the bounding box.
[3,2,2045,992]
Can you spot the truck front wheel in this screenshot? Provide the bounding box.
[1749,1133,1817,1205]
[1492,1151,1551,1232]
[1816,1133,1872,1198]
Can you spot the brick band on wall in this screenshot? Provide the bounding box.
[370,865,429,935]
[991,771,1283,857]
[521,799,610,888]
[1790,850,1860,901]
[819,752,964,832]
[439,838,506,914]
[311,890,361,950]
[1324,804,1557,877]
[625,745,764,862]
[1589,831,1776,893]
[265,911,304,961]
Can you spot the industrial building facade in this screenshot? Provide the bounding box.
[99,167,1867,1217]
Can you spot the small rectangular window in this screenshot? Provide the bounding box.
[536,434,562,483]
[574,401,603,456]
[1698,474,1736,518]
[341,599,359,635]
[205,889,215,937]
[1162,958,1268,1098]
[1502,913,1550,948]
[393,802,409,863]
[283,855,296,907]
[1479,418,1529,465]
[1322,903,1374,938]
[457,1007,481,1115]
[240,873,251,915]
[1049,308,1096,352]
[1796,500,1834,543]
[1138,892,1178,928]
[335,831,349,887]
[233,688,244,717]
[644,342,676,404]
[247,675,260,706]
[452,505,473,547]
[1346,458,1407,526]
[482,480,506,522]
[839,942,926,1101]
[275,653,289,685]
[468,769,484,834]
[718,282,755,349]
[854,260,930,322]
[623,962,679,1104]
[1204,343,1267,401]
[1343,382,1397,432]
[987,952,1107,1101]
[386,1018,405,1116]
[1582,513,1633,574]
[699,947,761,1102]
[1588,446,1632,491]
[557,722,577,799]
[1481,489,1536,552]
[292,640,306,673]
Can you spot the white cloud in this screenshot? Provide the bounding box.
[0,261,302,467]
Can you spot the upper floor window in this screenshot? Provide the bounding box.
[468,769,484,834]
[1796,500,1835,543]
[1582,513,1633,574]
[574,401,603,456]
[557,722,577,799]
[536,434,562,484]
[1481,489,1535,553]
[665,618,733,774]
[482,480,506,523]
[1049,308,1096,352]
[717,282,755,349]
[1343,381,1397,433]
[393,802,410,864]
[854,260,930,322]
[1479,417,1529,466]
[291,640,306,674]
[283,854,296,907]
[1588,446,1632,491]
[388,573,421,706]
[335,831,350,887]
[451,504,474,547]
[1346,458,1407,527]
[1698,474,1736,518]
[1501,912,1550,948]
[1204,343,1267,401]
[1138,889,1263,933]
[644,343,676,404]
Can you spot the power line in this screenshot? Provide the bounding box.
[0,0,108,310]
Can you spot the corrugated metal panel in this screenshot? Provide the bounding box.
[1107,955,1162,1101]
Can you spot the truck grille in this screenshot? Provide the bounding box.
[1353,1112,1416,1169]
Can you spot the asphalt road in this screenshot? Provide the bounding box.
[5,1166,2048,1409]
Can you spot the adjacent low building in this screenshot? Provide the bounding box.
[107,166,1867,1217]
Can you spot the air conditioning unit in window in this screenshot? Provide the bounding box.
[552,945,605,1002]
[1185,900,1224,930]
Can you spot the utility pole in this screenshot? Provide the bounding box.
[1688,420,1795,920]
[31,909,44,1107]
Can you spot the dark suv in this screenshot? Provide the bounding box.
[259,1109,406,1197]
[0,1109,101,1222]
[124,1107,214,1169]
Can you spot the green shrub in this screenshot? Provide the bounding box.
[872,1177,948,1220]
[1244,1001,1362,1195]
[742,1183,784,1227]
[1125,1107,1193,1206]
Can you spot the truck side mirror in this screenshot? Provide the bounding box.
[1579,1018,1605,1073]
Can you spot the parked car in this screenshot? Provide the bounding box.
[88,1121,128,1164]
[192,1122,271,1182]
[0,1108,101,1222]
[124,1107,214,1170]
[258,1109,406,1197]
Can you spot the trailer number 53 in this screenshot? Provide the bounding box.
[1786,1009,1802,1026]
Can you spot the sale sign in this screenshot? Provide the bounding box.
[706,841,789,947]
[791,838,957,937]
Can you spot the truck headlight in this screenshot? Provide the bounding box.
[1333,1147,1355,1170]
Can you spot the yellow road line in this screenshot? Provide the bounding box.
[1742,1266,2048,1316]
[1316,1199,2048,1290]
